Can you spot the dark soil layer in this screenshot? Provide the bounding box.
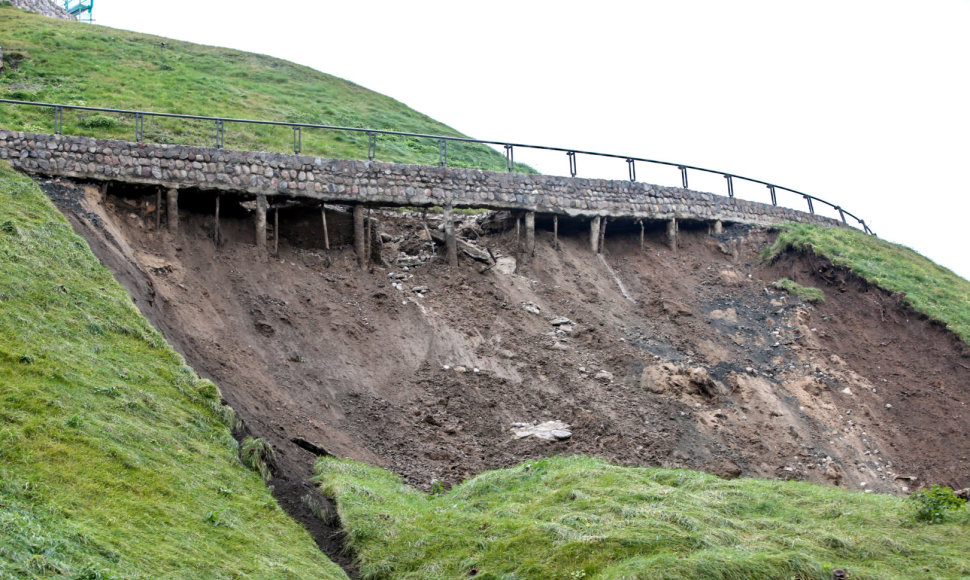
[43,178,970,561]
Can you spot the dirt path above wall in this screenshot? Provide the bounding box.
[43,177,970,556]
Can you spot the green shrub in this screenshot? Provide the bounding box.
[77,114,120,129]
[909,485,966,523]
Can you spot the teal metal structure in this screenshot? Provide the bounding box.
[64,0,93,22]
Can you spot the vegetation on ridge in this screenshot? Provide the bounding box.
[765,223,970,343]
[0,162,346,579]
[315,454,970,580]
[0,5,531,172]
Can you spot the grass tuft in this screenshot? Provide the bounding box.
[771,278,825,303]
[241,436,276,481]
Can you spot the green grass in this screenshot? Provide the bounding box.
[0,162,347,579]
[771,278,825,304]
[315,455,970,580]
[0,5,532,172]
[765,223,970,343]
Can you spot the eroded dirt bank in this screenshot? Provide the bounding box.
[44,178,970,548]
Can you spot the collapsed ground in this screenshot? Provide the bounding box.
[42,178,970,556]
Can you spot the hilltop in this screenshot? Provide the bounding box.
[0,5,528,171]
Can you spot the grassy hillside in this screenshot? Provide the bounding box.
[0,5,529,171]
[0,162,347,579]
[765,223,970,343]
[316,455,969,580]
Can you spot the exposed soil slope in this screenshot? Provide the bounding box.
[45,178,970,534]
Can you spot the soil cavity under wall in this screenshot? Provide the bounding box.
[44,178,970,539]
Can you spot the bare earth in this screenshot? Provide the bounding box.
[44,179,970,565]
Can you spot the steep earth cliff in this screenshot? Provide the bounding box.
[43,177,970,545]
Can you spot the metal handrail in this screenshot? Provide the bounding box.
[0,98,872,234]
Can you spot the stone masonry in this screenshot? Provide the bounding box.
[0,130,843,228]
[6,0,73,19]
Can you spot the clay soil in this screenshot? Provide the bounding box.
[43,179,970,568]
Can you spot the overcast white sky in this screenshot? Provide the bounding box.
[90,0,970,279]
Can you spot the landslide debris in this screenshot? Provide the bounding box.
[42,178,970,550]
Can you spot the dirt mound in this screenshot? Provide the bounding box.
[44,178,970,552]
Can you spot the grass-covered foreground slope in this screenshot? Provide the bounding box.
[765,223,970,343]
[0,162,347,579]
[316,455,969,580]
[0,5,528,172]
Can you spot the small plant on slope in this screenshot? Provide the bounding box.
[772,277,826,304]
[909,485,966,523]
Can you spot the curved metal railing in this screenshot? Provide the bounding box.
[0,98,872,234]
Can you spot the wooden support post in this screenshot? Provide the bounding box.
[667,218,678,251]
[525,211,535,257]
[155,189,162,230]
[590,216,601,254]
[713,220,723,234]
[353,204,366,267]
[166,188,179,235]
[515,214,521,252]
[273,208,279,256]
[553,215,559,250]
[444,203,458,267]
[598,216,607,254]
[365,208,373,268]
[214,194,220,246]
[421,210,434,257]
[255,195,267,254]
[639,220,644,250]
[321,206,330,250]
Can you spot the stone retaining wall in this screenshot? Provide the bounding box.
[7,0,73,19]
[0,130,842,228]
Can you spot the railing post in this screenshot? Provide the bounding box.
[438,139,447,167]
[505,144,514,172]
[678,166,688,189]
[53,105,63,135]
[214,119,225,149]
[837,206,847,224]
[767,184,777,206]
[292,126,302,154]
[134,112,144,142]
[627,158,636,182]
[367,131,377,160]
[804,195,815,214]
[724,174,734,198]
[567,151,577,177]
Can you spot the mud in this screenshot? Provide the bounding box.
[41,177,970,568]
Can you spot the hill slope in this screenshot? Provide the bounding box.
[0,162,346,579]
[0,5,527,171]
[316,455,970,579]
[4,5,970,580]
